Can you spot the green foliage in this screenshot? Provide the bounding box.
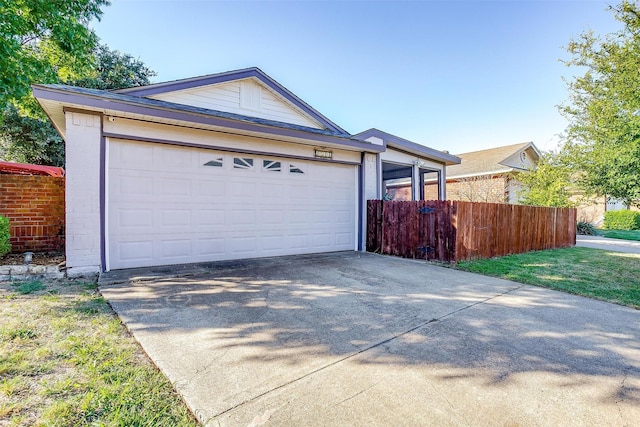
[456,247,640,308]
[0,104,64,166]
[597,228,640,241]
[0,43,155,166]
[518,151,575,207]
[603,210,640,230]
[560,1,640,206]
[0,0,110,109]
[576,221,596,235]
[70,44,156,90]
[0,215,10,257]
[11,280,45,295]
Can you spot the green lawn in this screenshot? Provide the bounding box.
[456,247,640,309]
[0,279,200,426]
[596,229,640,241]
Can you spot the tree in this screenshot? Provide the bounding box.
[560,0,640,206]
[0,0,110,109]
[69,44,156,90]
[518,152,575,207]
[0,44,156,166]
[0,105,64,166]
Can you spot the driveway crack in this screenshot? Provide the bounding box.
[616,367,629,425]
[210,283,526,420]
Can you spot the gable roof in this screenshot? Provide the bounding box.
[447,142,541,179]
[352,128,461,165]
[116,67,349,135]
[32,84,384,154]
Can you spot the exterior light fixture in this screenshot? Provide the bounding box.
[24,252,34,266]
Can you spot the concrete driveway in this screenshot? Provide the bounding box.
[99,252,640,426]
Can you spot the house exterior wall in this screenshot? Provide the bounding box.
[103,117,361,164]
[65,111,102,276]
[66,114,368,274]
[149,79,322,129]
[0,175,65,253]
[363,153,378,200]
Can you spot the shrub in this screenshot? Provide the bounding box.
[576,221,596,235]
[0,215,10,257]
[603,210,640,230]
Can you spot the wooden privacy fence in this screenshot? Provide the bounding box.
[367,200,576,262]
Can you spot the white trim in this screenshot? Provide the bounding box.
[104,137,111,272]
[354,166,359,251]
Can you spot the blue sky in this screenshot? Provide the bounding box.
[92,0,622,154]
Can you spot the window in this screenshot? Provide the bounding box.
[203,157,223,167]
[381,162,412,201]
[289,164,304,174]
[263,160,281,172]
[233,157,254,169]
[419,168,441,201]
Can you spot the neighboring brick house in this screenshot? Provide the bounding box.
[440,142,541,203]
[387,142,540,203]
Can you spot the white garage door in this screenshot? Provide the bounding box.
[107,139,357,270]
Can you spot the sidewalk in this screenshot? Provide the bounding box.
[576,235,640,254]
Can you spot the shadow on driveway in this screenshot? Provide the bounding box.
[99,252,640,426]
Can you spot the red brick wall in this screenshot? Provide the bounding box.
[0,175,65,253]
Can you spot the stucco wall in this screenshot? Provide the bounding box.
[65,111,102,276]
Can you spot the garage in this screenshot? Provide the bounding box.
[32,67,458,276]
[108,139,357,270]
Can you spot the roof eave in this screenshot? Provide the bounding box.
[32,85,383,154]
[353,128,460,165]
[447,168,517,180]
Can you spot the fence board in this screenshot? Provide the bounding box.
[366,200,576,262]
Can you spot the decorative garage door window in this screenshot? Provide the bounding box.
[203,157,223,167]
[289,164,304,174]
[233,157,254,169]
[263,160,281,172]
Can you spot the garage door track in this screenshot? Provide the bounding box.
[99,252,640,426]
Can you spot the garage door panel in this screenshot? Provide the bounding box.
[262,210,284,225]
[259,182,285,198]
[197,238,226,257]
[311,233,332,249]
[111,142,154,169]
[108,139,356,270]
[160,239,192,259]
[116,208,153,229]
[195,209,226,226]
[113,240,154,264]
[198,180,226,197]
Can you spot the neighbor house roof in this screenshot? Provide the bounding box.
[447,142,541,179]
[352,128,461,165]
[0,161,65,177]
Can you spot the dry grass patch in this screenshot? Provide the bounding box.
[0,279,199,426]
